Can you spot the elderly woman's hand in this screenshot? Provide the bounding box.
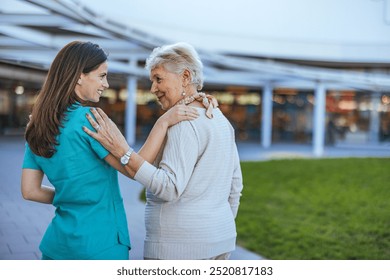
[83,107,129,159]
[157,104,199,128]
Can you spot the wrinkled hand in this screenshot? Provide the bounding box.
[83,107,129,159]
[159,104,199,127]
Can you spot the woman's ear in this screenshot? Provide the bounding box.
[77,73,86,86]
[182,69,191,86]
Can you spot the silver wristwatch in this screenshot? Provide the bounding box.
[120,147,133,165]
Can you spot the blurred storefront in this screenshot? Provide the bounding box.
[271,89,390,145]
[271,89,313,144]
[2,77,389,147]
[0,81,39,135]
[324,91,389,145]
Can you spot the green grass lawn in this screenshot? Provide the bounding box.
[236,158,390,260]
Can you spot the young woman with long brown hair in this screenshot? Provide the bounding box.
[21,41,198,260]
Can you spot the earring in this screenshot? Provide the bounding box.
[181,91,186,96]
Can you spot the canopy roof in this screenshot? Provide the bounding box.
[1,0,390,91]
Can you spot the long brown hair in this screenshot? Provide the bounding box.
[25,41,108,158]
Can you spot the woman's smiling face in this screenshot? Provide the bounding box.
[75,62,109,103]
[149,65,183,110]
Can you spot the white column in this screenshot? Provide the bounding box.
[261,83,273,148]
[368,92,380,144]
[313,83,326,157]
[125,76,137,146]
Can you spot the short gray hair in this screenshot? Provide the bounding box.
[145,42,204,91]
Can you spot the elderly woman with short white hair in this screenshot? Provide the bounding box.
[84,42,243,260]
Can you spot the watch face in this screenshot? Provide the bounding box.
[121,156,128,165]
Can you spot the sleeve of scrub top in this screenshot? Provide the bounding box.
[79,106,110,160]
[22,143,42,170]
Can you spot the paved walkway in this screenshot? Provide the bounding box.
[1,135,389,260]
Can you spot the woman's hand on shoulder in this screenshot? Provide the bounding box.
[83,107,129,158]
[158,105,199,128]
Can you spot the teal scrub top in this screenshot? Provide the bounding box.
[22,103,131,260]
